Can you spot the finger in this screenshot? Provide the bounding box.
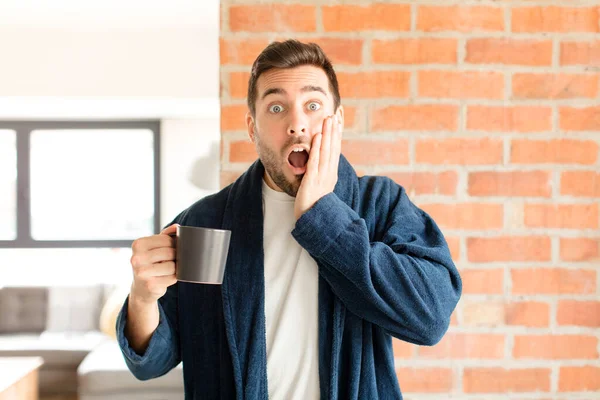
[331,116,342,174]
[153,274,178,288]
[306,133,322,178]
[160,223,179,236]
[138,261,176,278]
[132,234,175,253]
[320,116,333,175]
[133,247,176,268]
[146,247,177,264]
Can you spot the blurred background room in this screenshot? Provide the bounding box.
[1,0,599,399]
[0,0,219,399]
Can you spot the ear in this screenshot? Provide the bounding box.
[246,111,256,143]
[335,105,345,132]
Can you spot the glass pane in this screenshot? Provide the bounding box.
[30,129,155,240]
[0,130,17,240]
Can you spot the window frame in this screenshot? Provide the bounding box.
[0,120,161,248]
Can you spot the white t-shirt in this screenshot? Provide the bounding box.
[262,179,320,399]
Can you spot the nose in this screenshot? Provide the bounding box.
[288,126,306,135]
[287,109,308,136]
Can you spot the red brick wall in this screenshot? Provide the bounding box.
[220,1,600,397]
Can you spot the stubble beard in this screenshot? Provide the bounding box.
[254,130,306,198]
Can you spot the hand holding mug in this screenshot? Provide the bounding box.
[129,224,178,305]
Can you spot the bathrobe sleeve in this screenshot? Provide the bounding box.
[115,284,181,380]
[292,177,462,346]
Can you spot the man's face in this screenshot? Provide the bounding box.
[246,65,343,197]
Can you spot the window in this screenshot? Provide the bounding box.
[0,121,161,249]
[0,130,17,241]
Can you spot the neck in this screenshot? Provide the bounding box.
[263,171,283,192]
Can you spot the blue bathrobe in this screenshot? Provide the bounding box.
[116,155,462,399]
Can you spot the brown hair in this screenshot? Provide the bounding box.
[247,39,341,116]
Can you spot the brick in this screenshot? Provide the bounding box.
[505,301,550,327]
[511,139,598,165]
[416,138,503,165]
[418,71,504,99]
[468,236,551,262]
[560,238,600,261]
[220,137,224,160]
[337,71,410,98]
[561,41,600,66]
[417,5,504,32]
[466,38,553,66]
[461,268,504,294]
[512,7,599,33]
[221,105,248,131]
[524,204,599,229]
[373,38,457,64]
[229,71,250,99]
[371,105,458,132]
[469,171,551,197]
[220,170,243,189]
[419,333,504,359]
[229,140,256,163]
[384,171,458,196]
[561,171,600,197]
[446,236,460,261]
[229,5,316,32]
[557,301,600,327]
[450,311,458,326]
[559,366,600,392]
[467,106,552,133]
[323,4,410,32]
[560,106,600,131]
[512,268,596,295]
[513,74,598,99]
[420,203,503,230]
[514,335,598,359]
[464,368,551,393]
[341,106,356,130]
[220,38,269,65]
[396,367,453,393]
[297,38,363,65]
[462,301,549,327]
[342,139,409,165]
[392,339,415,359]
[462,301,506,326]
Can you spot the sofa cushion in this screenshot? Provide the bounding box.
[46,285,107,332]
[78,341,184,394]
[0,285,111,334]
[0,287,48,333]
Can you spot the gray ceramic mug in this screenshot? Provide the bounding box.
[175,225,231,284]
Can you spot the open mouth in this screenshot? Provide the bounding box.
[287,147,309,175]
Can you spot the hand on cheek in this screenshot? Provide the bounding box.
[294,115,342,221]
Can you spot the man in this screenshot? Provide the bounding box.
[117,39,462,399]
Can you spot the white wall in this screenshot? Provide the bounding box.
[0,0,219,99]
[0,27,217,98]
[161,118,221,226]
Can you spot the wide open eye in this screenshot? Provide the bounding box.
[269,104,284,113]
[307,102,321,112]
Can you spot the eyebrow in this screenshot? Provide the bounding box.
[261,85,328,100]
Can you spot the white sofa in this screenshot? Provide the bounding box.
[78,341,184,400]
[0,285,184,399]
